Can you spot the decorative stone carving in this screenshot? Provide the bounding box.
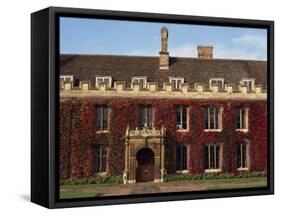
[123,125,166,184]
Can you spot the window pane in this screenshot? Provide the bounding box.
[241,109,245,129]
[236,108,241,129]
[103,107,109,130]
[215,107,219,129]
[176,107,181,129]
[205,146,209,169]
[140,106,152,128]
[219,81,223,90]
[210,108,215,129]
[177,80,182,89]
[248,81,252,91]
[210,145,214,169]
[182,107,187,129]
[216,145,220,169]
[147,106,152,128]
[242,144,247,168]
[96,107,102,131]
[237,145,241,168]
[176,145,181,170]
[103,78,110,87]
[172,80,177,89]
[176,145,187,170]
[183,146,187,170]
[101,147,107,172]
[204,108,209,129]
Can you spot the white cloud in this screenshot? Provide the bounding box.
[233,34,266,49]
[215,43,266,60]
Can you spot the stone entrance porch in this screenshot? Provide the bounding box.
[123,125,166,184]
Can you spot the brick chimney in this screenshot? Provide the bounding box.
[197,45,213,59]
[159,27,169,70]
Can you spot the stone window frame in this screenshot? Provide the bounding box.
[235,106,249,132]
[209,78,224,91]
[176,105,190,132]
[204,106,223,132]
[94,145,109,175]
[95,105,110,133]
[204,143,223,173]
[131,76,148,89]
[95,76,112,88]
[176,144,190,173]
[237,142,250,171]
[60,75,74,88]
[240,78,255,91]
[169,77,184,90]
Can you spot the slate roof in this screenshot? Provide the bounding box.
[60,54,267,90]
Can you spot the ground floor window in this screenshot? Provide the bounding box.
[237,144,248,170]
[176,144,187,171]
[95,145,108,173]
[205,144,221,171]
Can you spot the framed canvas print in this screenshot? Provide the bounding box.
[31,6,274,208]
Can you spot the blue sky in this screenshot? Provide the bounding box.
[60,17,267,60]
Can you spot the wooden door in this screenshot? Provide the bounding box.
[136,148,154,182]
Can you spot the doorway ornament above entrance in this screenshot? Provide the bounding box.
[123,125,166,184]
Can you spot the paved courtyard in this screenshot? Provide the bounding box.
[60,177,266,198]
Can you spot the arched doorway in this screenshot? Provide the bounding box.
[136,148,155,182]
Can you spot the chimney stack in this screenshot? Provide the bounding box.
[197,45,213,59]
[159,27,169,70]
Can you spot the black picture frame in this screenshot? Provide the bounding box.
[31,6,274,208]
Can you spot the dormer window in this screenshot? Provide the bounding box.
[241,79,255,91]
[169,77,184,90]
[96,76,112,88]
[60,75,74,88]
[132,77,147,88]
[210,78,224,91]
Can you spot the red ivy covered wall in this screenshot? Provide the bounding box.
[59,98,267,179]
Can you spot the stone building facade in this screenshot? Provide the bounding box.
[59,27,267,184]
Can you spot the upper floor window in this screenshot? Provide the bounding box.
[96,105,109,132]
[95,145,108,173]
[96,76,112,88]
[241,78,255,91]
[176,144,188,171]
[176,106,189,131]
[237,143,249,170]
[132,77,147,88]
[139,105,153,129]
[210,78,224,91]
[235,107,249,131]
[205,144,221,171]
[60,75,74,88]
[204,106,222,131]
[169,77,184,90]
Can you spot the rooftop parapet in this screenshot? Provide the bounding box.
[60,80,267,100]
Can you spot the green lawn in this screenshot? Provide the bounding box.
[60,177,267,199]
[169,177,267,184]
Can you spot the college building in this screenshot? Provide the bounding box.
[59,27,267,183]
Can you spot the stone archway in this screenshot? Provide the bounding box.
[136,148,155,182]
[123,125,166,184]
